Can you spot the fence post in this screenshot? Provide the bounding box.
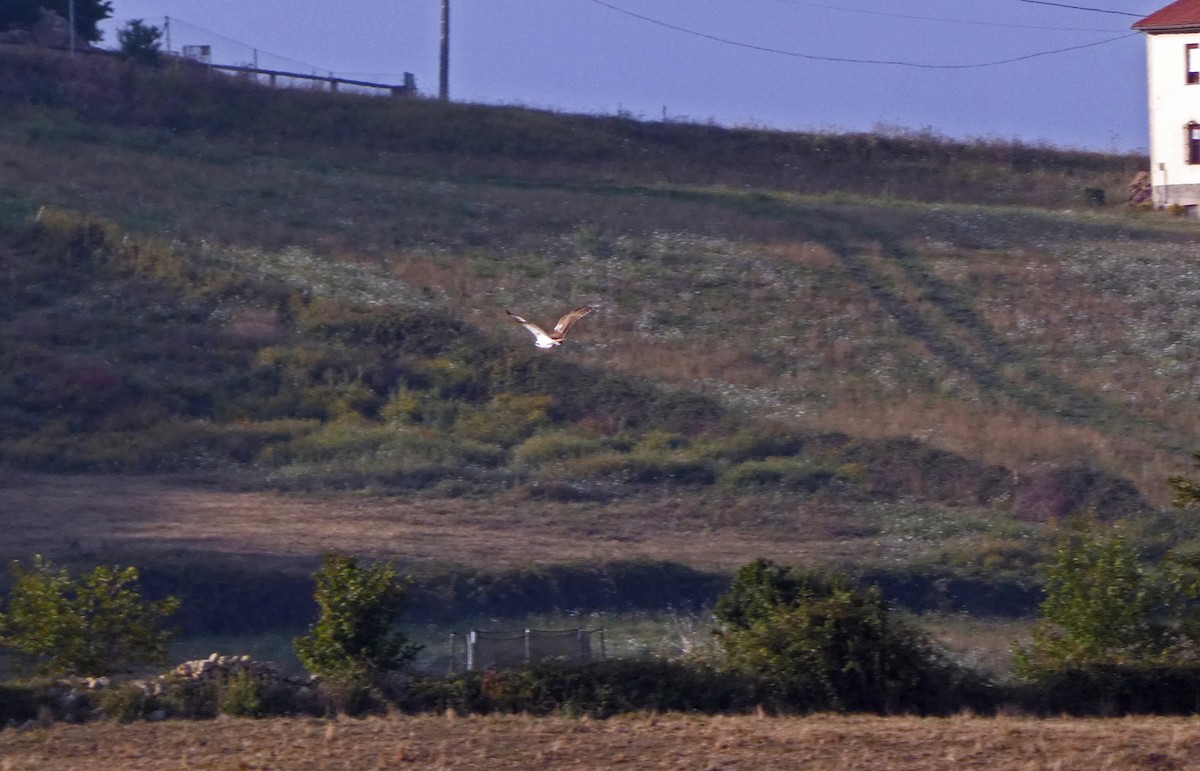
[524,629,531,665]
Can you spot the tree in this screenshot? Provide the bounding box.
[294,554,422,686]
[714,558,975,713]
[0,555,179,677]
[117,19,162,66]
[0,0,113,44]
[1015,520,1169,678]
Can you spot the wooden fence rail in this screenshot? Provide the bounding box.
[205,62,416,96]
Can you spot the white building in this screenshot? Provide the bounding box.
[1135,0,1200,210]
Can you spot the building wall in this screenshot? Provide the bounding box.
[1147,30,1200,207]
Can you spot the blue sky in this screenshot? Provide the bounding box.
[98,1,1165,152]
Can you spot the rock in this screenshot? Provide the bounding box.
[147,710,168,722]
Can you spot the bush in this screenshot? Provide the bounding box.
[294,554,422,691]
[94,683,159,723]
[117,20,163,67]
[717,457,846,493]
[0,555,180,677]
[564,450,716,485]
[398,659,757,717]
[218,670,267,717]
[455,393,553,446]
[1011,664,1200,716]
[511,430,612,467]
[713,558,990,714]
[1014,520,1171,679]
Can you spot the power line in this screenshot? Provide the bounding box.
[770,0,1123,33]
[1015,0,1143,17]
[582,0,1138,69]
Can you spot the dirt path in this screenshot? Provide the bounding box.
[1,712,1197,770]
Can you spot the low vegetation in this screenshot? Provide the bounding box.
[0,555,178,678]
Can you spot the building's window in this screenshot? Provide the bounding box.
[1189,43,1200,84]
[1189,123,1200,164]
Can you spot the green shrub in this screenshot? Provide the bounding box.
[633,431,691,454]
[218,670,267,717]
[0,555,180,677]
[564,451,716,485]
[1014,521,1170,679]
[455,393,553,446]
[714,558,989,714]
[294,555,422,692]
[269,420,502,468]
[94,683,157,723]
[511,430,612,467]
[717,457,847,493]
[161,678,219,719]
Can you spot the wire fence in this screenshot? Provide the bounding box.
[448,628,607,673]
[162,17,416,97]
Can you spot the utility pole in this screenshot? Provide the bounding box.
[439,0,449,101]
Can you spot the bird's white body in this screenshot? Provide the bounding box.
[507,306,593,349]
[527,328,560,349]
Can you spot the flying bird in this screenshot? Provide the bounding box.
[506,306,594,349]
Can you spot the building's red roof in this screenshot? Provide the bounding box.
[1135,0,1200,31]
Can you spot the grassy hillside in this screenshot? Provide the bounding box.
[1,46,1198,623]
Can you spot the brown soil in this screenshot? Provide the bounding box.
[0,472,889,575]
[1,712,1197,770]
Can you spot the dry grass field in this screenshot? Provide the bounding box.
[0,472,914,574]
[2,712,1199,770]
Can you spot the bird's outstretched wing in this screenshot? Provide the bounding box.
[506,309,556,347]
[552,306,594,338]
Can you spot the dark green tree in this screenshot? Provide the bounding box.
[0,0,113,44]
[0,555,179,677]
[294,554,422,686]
[714,558,976,713]
[117,19,162,66]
